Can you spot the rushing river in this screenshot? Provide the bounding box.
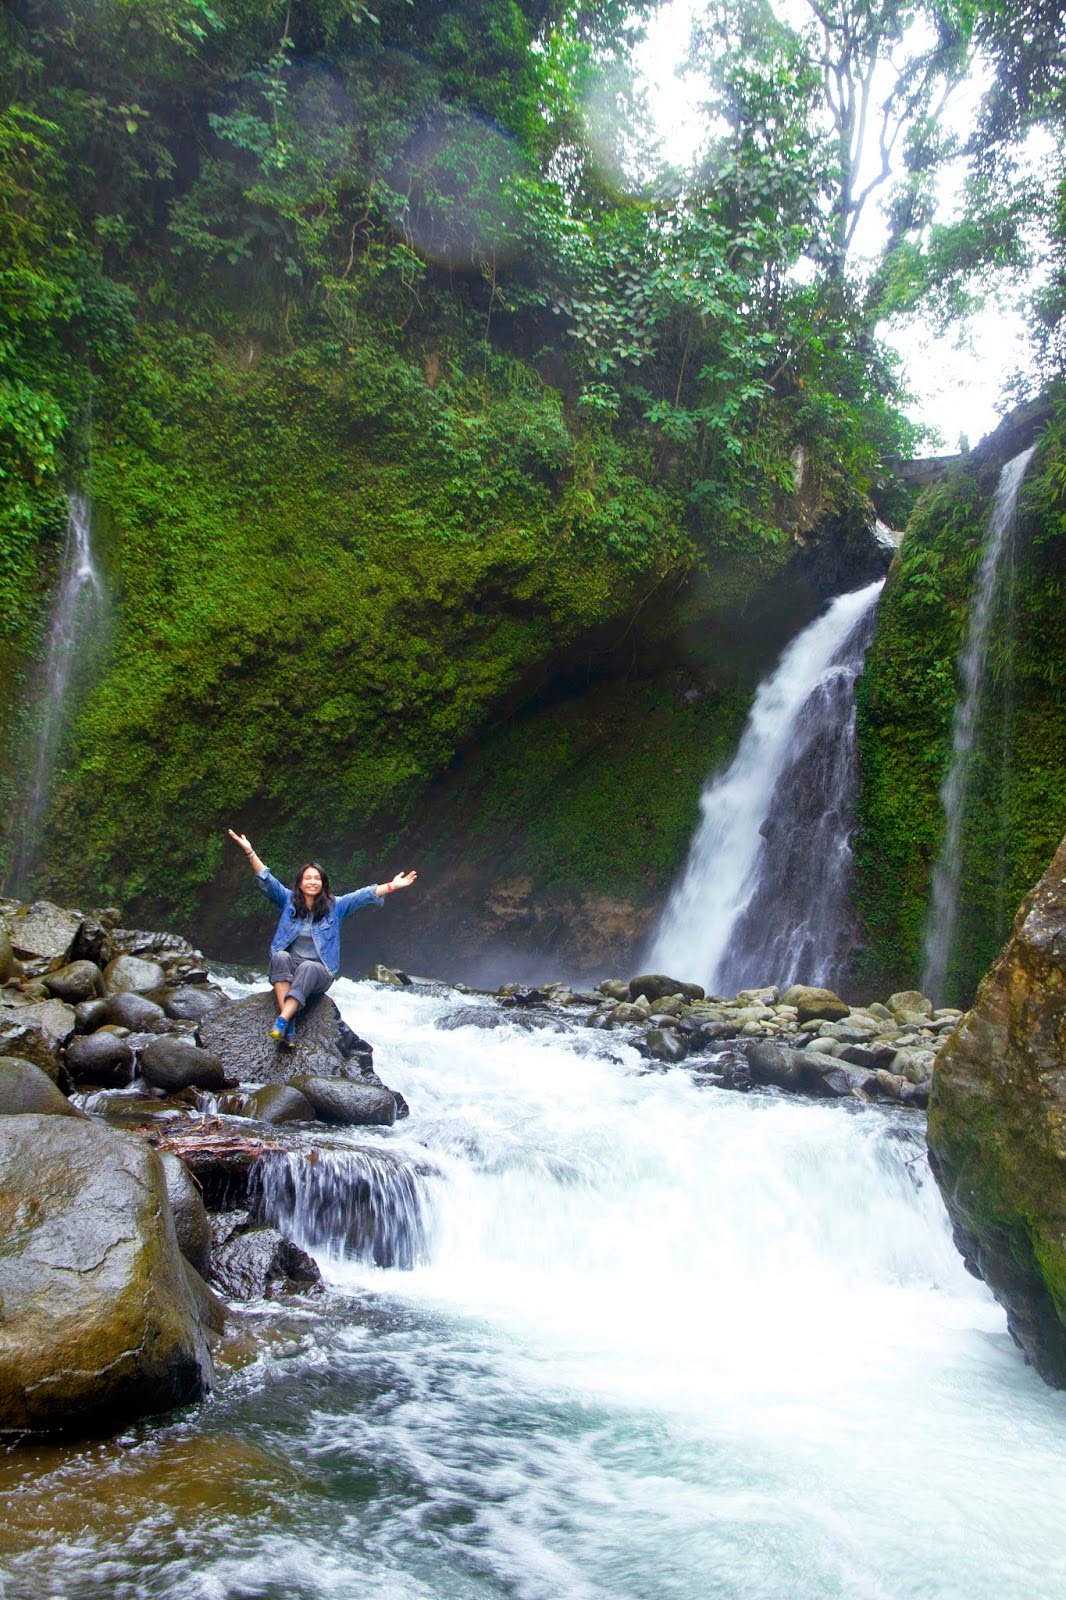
[3,978,1065,1600]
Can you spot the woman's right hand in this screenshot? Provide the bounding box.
[228,828,253,856]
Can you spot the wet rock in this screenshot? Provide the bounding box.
[737,987,778,1006]
[629,973,705,1004]
[745,1041,808,1092]
[366,962,409,986]
[0,1017,63,1081]
[241,1084,316,1125]
[887,990,934,1023]
[0,1116,214,1435]
[435,1006,503,1032]
[1,998,77,1050]
[140,1037,228,1094]
[109,928,202,962]
[0,1056,85,1118]
[606,1001,650,1026]
[928,836,1066,1388]
[208,1213,321,1301]
[597,979,630,1001]
[286,1076,396,1127]
[160,985,227,1023]
[43,961,104,1004]
[779,985,850,1024]
[106,992,170,1033]
[839,1043,900,1071]
[0,928,17,984]
[65,1030,136,1088]
[198,990,363,1087]
[643,1027,688,1063]
[73,997,112,1033]
[69,914,114,968]
[6,901,82,963]
[158,1152,212,1277]
[104,953,168,996]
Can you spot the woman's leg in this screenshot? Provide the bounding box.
[268,953,297,1018]
[284,960,333,1014]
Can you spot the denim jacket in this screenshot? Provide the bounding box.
[257,868,383,976]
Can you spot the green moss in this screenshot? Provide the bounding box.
[28,328,695,927]
[856,402,1066,1001]
[410,673,752,905]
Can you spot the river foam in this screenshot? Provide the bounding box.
[3,976,1064,1600]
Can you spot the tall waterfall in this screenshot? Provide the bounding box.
[921,446,1036,1002]
[647,579,883,994]
[5,493,107,895]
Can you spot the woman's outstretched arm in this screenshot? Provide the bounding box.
[374,870,418,898]
[228,828,265,874]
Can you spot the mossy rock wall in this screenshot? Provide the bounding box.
[4,322,888,975]
[855,399,1066,1004]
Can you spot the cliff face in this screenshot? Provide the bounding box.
[855,402,1066,1004]
[928,835,1066,1387]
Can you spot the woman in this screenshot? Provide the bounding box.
[228,829,417,1047]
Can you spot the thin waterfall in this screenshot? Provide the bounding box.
[646,579,884,994]
[921,446,1036,1002]
[252,1144,433,1270]
[5,493,107,896]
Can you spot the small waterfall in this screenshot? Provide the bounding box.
[921,446,1037,1002]
[647,579,884,994]
[252,1144,433,1271]
[5,493,107,895]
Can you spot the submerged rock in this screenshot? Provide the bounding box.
[0,1116,214,1435]
[928,835,1066,1388]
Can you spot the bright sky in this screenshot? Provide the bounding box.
[633,0,1037,453]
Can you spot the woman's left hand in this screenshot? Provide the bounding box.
[389,870,418,892]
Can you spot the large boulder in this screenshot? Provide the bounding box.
[198,991,373,1086]
[5,901,81,963]
[0,1116,214,1434]
[158,1151,212,1278]
[928,836,1066,1388]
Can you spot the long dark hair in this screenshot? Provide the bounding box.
[292,861,334,921]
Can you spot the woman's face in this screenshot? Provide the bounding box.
[299,866,323,900]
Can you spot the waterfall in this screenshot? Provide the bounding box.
[5,493,107,896]
[921,446,1037,1002]
[253,1143,433,1270]
[647,579,884,994]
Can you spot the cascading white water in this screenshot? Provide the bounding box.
[8,976,1065,1600]
[6,493,106,895]
[921,446,1037,1002]
[646,579,883,994]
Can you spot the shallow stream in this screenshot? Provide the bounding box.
[3,978,1064,1600]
